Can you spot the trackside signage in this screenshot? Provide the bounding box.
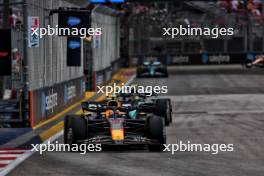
[28,16,40,48]
[64,84,77,104]
[173,56,189,64]
[206,55,230,64]
[31,77,85,127]
[42,89,58,115]
[169,53,245,65]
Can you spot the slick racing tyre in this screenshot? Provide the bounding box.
[166,99,172,123]
[147,116,166,152]
[163,69,168,77]
[64,115,87,145]
[136,69,142,78]
[155,99,171,126]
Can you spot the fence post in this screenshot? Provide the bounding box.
[22,0,30,126]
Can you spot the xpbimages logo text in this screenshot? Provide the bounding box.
[31,141,102,155]
[31,25,102,38]
[163,141,234,155]
[163,25,234,39]
[97,83,168,96]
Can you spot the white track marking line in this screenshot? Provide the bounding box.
[125,74,136,86]
[0,154,20,158]
[209,110,264,114]
[0,130,63,176]
[0,161,13,164]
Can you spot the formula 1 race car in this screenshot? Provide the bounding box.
[137,61,168,78]
[244,55,264,68]
[64,100,166,151]
[244,62,264,68]
[116,93,172,126]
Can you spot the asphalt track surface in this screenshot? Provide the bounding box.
[9,65,264,176]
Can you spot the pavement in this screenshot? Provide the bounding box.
[2,65,264,176]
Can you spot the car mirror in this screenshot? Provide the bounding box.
[82,102,100,112]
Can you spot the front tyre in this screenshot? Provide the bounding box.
[64,115,87,144]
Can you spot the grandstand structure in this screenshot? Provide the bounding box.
[127,1,264,63]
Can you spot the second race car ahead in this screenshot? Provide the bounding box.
[137,60,168,78]
[116,92,172,126]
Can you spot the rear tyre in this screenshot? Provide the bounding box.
[164,70,168,77]
[136,70,142,78]
[64,115,87,144]
[165,99,172,123]
[147,116,166,152]
[64,115,72,144]
[162,68,168,77]
[155,99,170,126]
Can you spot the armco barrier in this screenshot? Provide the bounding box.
[112,61,118,73]
[130,53,248,66]
[93,58,124,91]
[93,67,112,91]
[111,59,120,74]
[30,77,85,127]
[104,67,112,82]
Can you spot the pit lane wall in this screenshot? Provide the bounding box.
[30,77,85,127]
